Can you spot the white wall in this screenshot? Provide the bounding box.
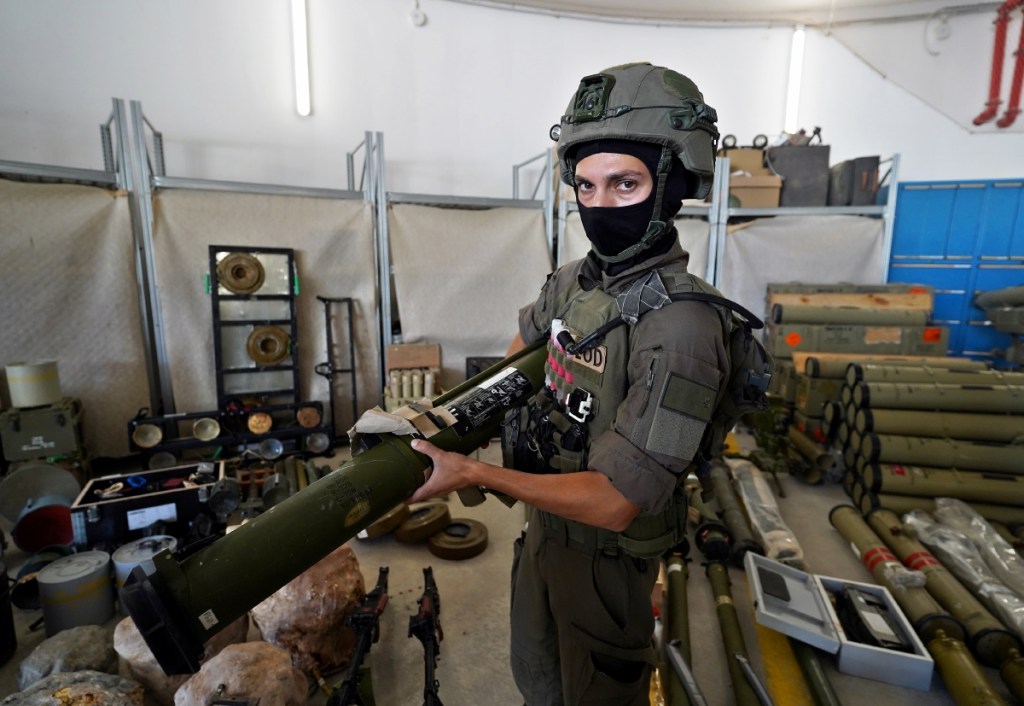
[1,0,1021,197]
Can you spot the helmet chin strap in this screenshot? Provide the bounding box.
[593,145,675,265]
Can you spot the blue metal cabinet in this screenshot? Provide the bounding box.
[889,180,1024,364]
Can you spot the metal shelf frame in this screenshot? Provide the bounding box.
[710,153,901,287]
[2,104,581,414]
[209,245,301,408]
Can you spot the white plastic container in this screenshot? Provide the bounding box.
[112,535,178,588]
[5,360,61,408]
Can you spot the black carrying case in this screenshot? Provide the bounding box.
[70,462,224,548]
[766,145,831,207]
[828,156,881,206]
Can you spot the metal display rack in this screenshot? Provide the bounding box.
[126,400,327,459]
[209,245,301,408]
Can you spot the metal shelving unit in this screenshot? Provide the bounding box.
[209,245,301,408]
[709,154,900,287]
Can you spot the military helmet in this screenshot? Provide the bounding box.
[550,62,719,200]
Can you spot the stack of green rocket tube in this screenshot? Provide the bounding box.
[829,360,1024,528]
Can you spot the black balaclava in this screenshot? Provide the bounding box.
[572,139,690,271]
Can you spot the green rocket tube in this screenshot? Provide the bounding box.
[122,341,548,675]
[1000,649,1024,705]
[847,364,1024,387]
[805,356,988,380]
[860,433,1024,475]
[828,505,965,643]
[707,461,763,563]
[855,408,1024,443]
[662,551,692,706]
[854,382,1024,414]
[864,493,1024,527]
[862,463,1024,507]
[705,562,762,706]
[927,630,1010,706]
[866,508,1022,669]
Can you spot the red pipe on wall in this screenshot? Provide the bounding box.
[996,9,1024,127]
[973,0,1024,127]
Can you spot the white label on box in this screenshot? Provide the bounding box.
[198,609,219,629]
[127,502,178,531]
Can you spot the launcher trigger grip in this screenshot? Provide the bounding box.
[456,486,487,507]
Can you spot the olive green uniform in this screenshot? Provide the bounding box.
[510,240,728,706]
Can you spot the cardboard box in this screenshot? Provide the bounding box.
[387,343,441,372]
[718,147,768,175]
[746,553,934,690]
[730,174,782,208]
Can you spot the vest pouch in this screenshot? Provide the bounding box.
[617,495,688,559]
[545,408,589,473]
[502,390,560,473]
[502,406,543,473]
[549,447,586,473]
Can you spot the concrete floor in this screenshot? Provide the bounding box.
[1,443,1016,705]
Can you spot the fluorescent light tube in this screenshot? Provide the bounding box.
[784,24,805,134]
[292,0,311,116]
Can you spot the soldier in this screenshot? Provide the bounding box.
[410,62,727,706]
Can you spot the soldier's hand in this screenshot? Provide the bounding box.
[408,438,469,503]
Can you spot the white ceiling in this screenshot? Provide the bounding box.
[445,0,997,26]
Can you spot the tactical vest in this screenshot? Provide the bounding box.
[504,266,729,559]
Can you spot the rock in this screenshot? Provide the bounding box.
[250,543,364,673]
[17,625,118,691]
[173,642,306,706]
[1,669,144,705]
[113,615,249,706]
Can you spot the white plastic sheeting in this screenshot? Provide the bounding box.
[388,204,551,389]
[152,190,378,432]
[0,179,147,458]
[719,215,886,322]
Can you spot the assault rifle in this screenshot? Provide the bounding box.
[328,566,390,706]
[408,567,444,706]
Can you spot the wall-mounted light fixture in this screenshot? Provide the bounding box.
[291,0,311,116]
[784,24,806,134]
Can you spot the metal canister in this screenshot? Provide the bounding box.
[112,536,179,589]
[38,551,114,636]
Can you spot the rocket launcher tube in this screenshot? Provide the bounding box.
[828,504,966,644]
[866,509,1022,669]
[122,341,548,676]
